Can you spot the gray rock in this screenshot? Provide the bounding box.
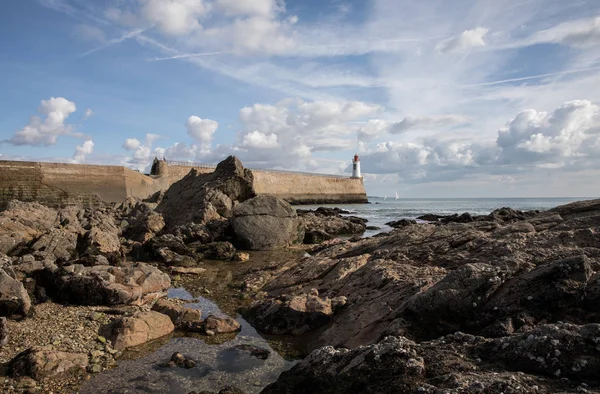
[231,196,304,250]
[0,268,31,317]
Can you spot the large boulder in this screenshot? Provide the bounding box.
[0,268,32,317]
[156,156,256,229]
[108,311,175,350]
[231,196,304,250]
[8,346,88,380]
[37,262,170,306]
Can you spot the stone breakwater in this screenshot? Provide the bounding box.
[0,158,367,207]
[1,155,600,393]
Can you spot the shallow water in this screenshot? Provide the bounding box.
[80,288,299,394]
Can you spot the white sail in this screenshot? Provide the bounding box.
[384,195,387,200]
[395,192,399,200]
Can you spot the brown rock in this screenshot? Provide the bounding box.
[151,298,202,325]
[109,311,175,350]
[8,346,88,380]
[0,268,32,317]
[204,315,241,334]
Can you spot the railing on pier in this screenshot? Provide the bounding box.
[164,160,349,179]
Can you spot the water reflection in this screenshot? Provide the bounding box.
[80,288,298,394]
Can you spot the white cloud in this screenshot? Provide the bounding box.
[436,27,489,54]
[8,97,78,146]
[141,0,206,36]
[242,130,278,148]
[390,115,470,134]
[359,100,600,183]
[528,16,600,48]
[83,108,93,120]
[123,138,142,151]
[496,100,599,165]
[185,115,218,144]
[72,140,94,163]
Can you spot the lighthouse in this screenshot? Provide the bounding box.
[351,154,361,178]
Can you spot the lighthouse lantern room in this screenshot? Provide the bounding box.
[352,154,361,178]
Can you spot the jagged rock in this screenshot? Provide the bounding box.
[483,323,600,381]
[193,241,236,260]
[122,202,165,243]
[156,156,256,229]
[262,336,426,393]
[29,229,78,260]
[36,262,170,306]
[298,208,366,243]
[151,298,202,326]
[0,201,58,254]
[8,346,88,380]
[246,292,347,335]
[108,311,174,350]
[0,268,32,317]
[231,196,304,250]
[161,352,196,369]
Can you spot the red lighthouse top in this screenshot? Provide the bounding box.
[353,154,360,162]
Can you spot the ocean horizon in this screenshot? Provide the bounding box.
[296,196,598,236]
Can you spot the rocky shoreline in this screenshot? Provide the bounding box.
[1,156,599,393]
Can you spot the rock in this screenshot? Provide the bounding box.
[194,241,237,260]
[170,266,206,275]
[298,208,366,243]
[151,298,202,326]
[483,323,600,381]
[108,311,175,350]
[29,229,78,260]
[233,252,250,262]
[161,352,196,369]
[157,156,256,229]
[122,202,165,243]
[303,230,333,244]
[79,217,122,261]
[416,214,441,222]
[0,201,58,255]
[37,262,170,306]
[0,268,32,317]
[231,196,304,250]
[385,219,417,228]
[204,315,241,334]
[262,336,426,393]
[8,346,89,380]
[231,344,270,360]
[0,316,8,346]
[245,293,346,335]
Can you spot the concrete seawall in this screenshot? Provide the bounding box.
[0,160,368,206]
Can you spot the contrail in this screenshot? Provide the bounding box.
[79,28,146,58]
[462,65,600,87]
[150,52,225,61]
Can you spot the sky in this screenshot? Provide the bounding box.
[1,0,600,198]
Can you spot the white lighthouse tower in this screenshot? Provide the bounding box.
[351,154,361,178]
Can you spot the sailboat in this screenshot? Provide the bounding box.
[395,192,399,200]
[384,195,387,200]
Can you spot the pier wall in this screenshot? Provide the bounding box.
[0,160,367,206]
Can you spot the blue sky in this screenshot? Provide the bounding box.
[1,0,600,197]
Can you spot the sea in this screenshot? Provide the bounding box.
[296,197,596,237]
